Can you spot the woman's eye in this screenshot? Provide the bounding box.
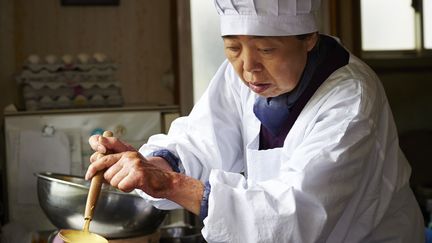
[259,48,275,54]
[226,46,240,52]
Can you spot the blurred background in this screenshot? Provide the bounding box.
[0,0,431,242]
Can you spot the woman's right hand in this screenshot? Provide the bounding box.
[87,134,204,215]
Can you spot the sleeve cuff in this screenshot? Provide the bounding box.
[199,181,211,221]
[149,149,181,173]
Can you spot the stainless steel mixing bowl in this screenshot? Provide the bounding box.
[36,172,167,239]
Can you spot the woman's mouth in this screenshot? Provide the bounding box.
[249,82,271,94]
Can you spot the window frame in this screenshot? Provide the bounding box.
[328,0,432,71]
[358,0,432,60]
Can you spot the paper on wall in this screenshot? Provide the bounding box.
[64,130,84,176]
[17,130,71,205]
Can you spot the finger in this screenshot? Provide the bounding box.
[109,152,143,190]
[89,152,104,163]
[85,153,123,180]
[88,135,106,154]
[117,173,138,192]
[103,160,124,182]
[89,135,135,154]
[109,166,130,189]
[98,136,133,153]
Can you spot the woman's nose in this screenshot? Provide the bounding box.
[242,52,262,81]
[242,51,261,73]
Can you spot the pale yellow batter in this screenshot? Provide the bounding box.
[59,229,108,243]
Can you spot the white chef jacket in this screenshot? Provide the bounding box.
[138,45,425,242]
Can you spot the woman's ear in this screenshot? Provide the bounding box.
[305,32,319,52]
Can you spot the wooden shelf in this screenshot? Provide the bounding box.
[3,105,179,117]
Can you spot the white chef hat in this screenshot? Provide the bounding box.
[214,0,321,36]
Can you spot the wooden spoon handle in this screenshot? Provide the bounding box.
[84,130,113,222]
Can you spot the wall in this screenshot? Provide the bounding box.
[378,69,432,134]
[0,2,17,223]
[190,0,225,103]
[0,1,189,224]
[0,0,176,113]
[0,0,18,111]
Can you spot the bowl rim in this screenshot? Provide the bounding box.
[36,171,142,197]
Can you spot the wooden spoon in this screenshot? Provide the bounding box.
[59,130,113,243]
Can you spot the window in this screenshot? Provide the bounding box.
[425,0,432,49]
[361,0,431,54]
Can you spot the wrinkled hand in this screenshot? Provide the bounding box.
[86,134,175,199]
[85,151,175,199]
[86,134,204,215]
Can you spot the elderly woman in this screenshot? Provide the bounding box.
[86,0,425,242]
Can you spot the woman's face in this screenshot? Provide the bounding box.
[223,34,317,97]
